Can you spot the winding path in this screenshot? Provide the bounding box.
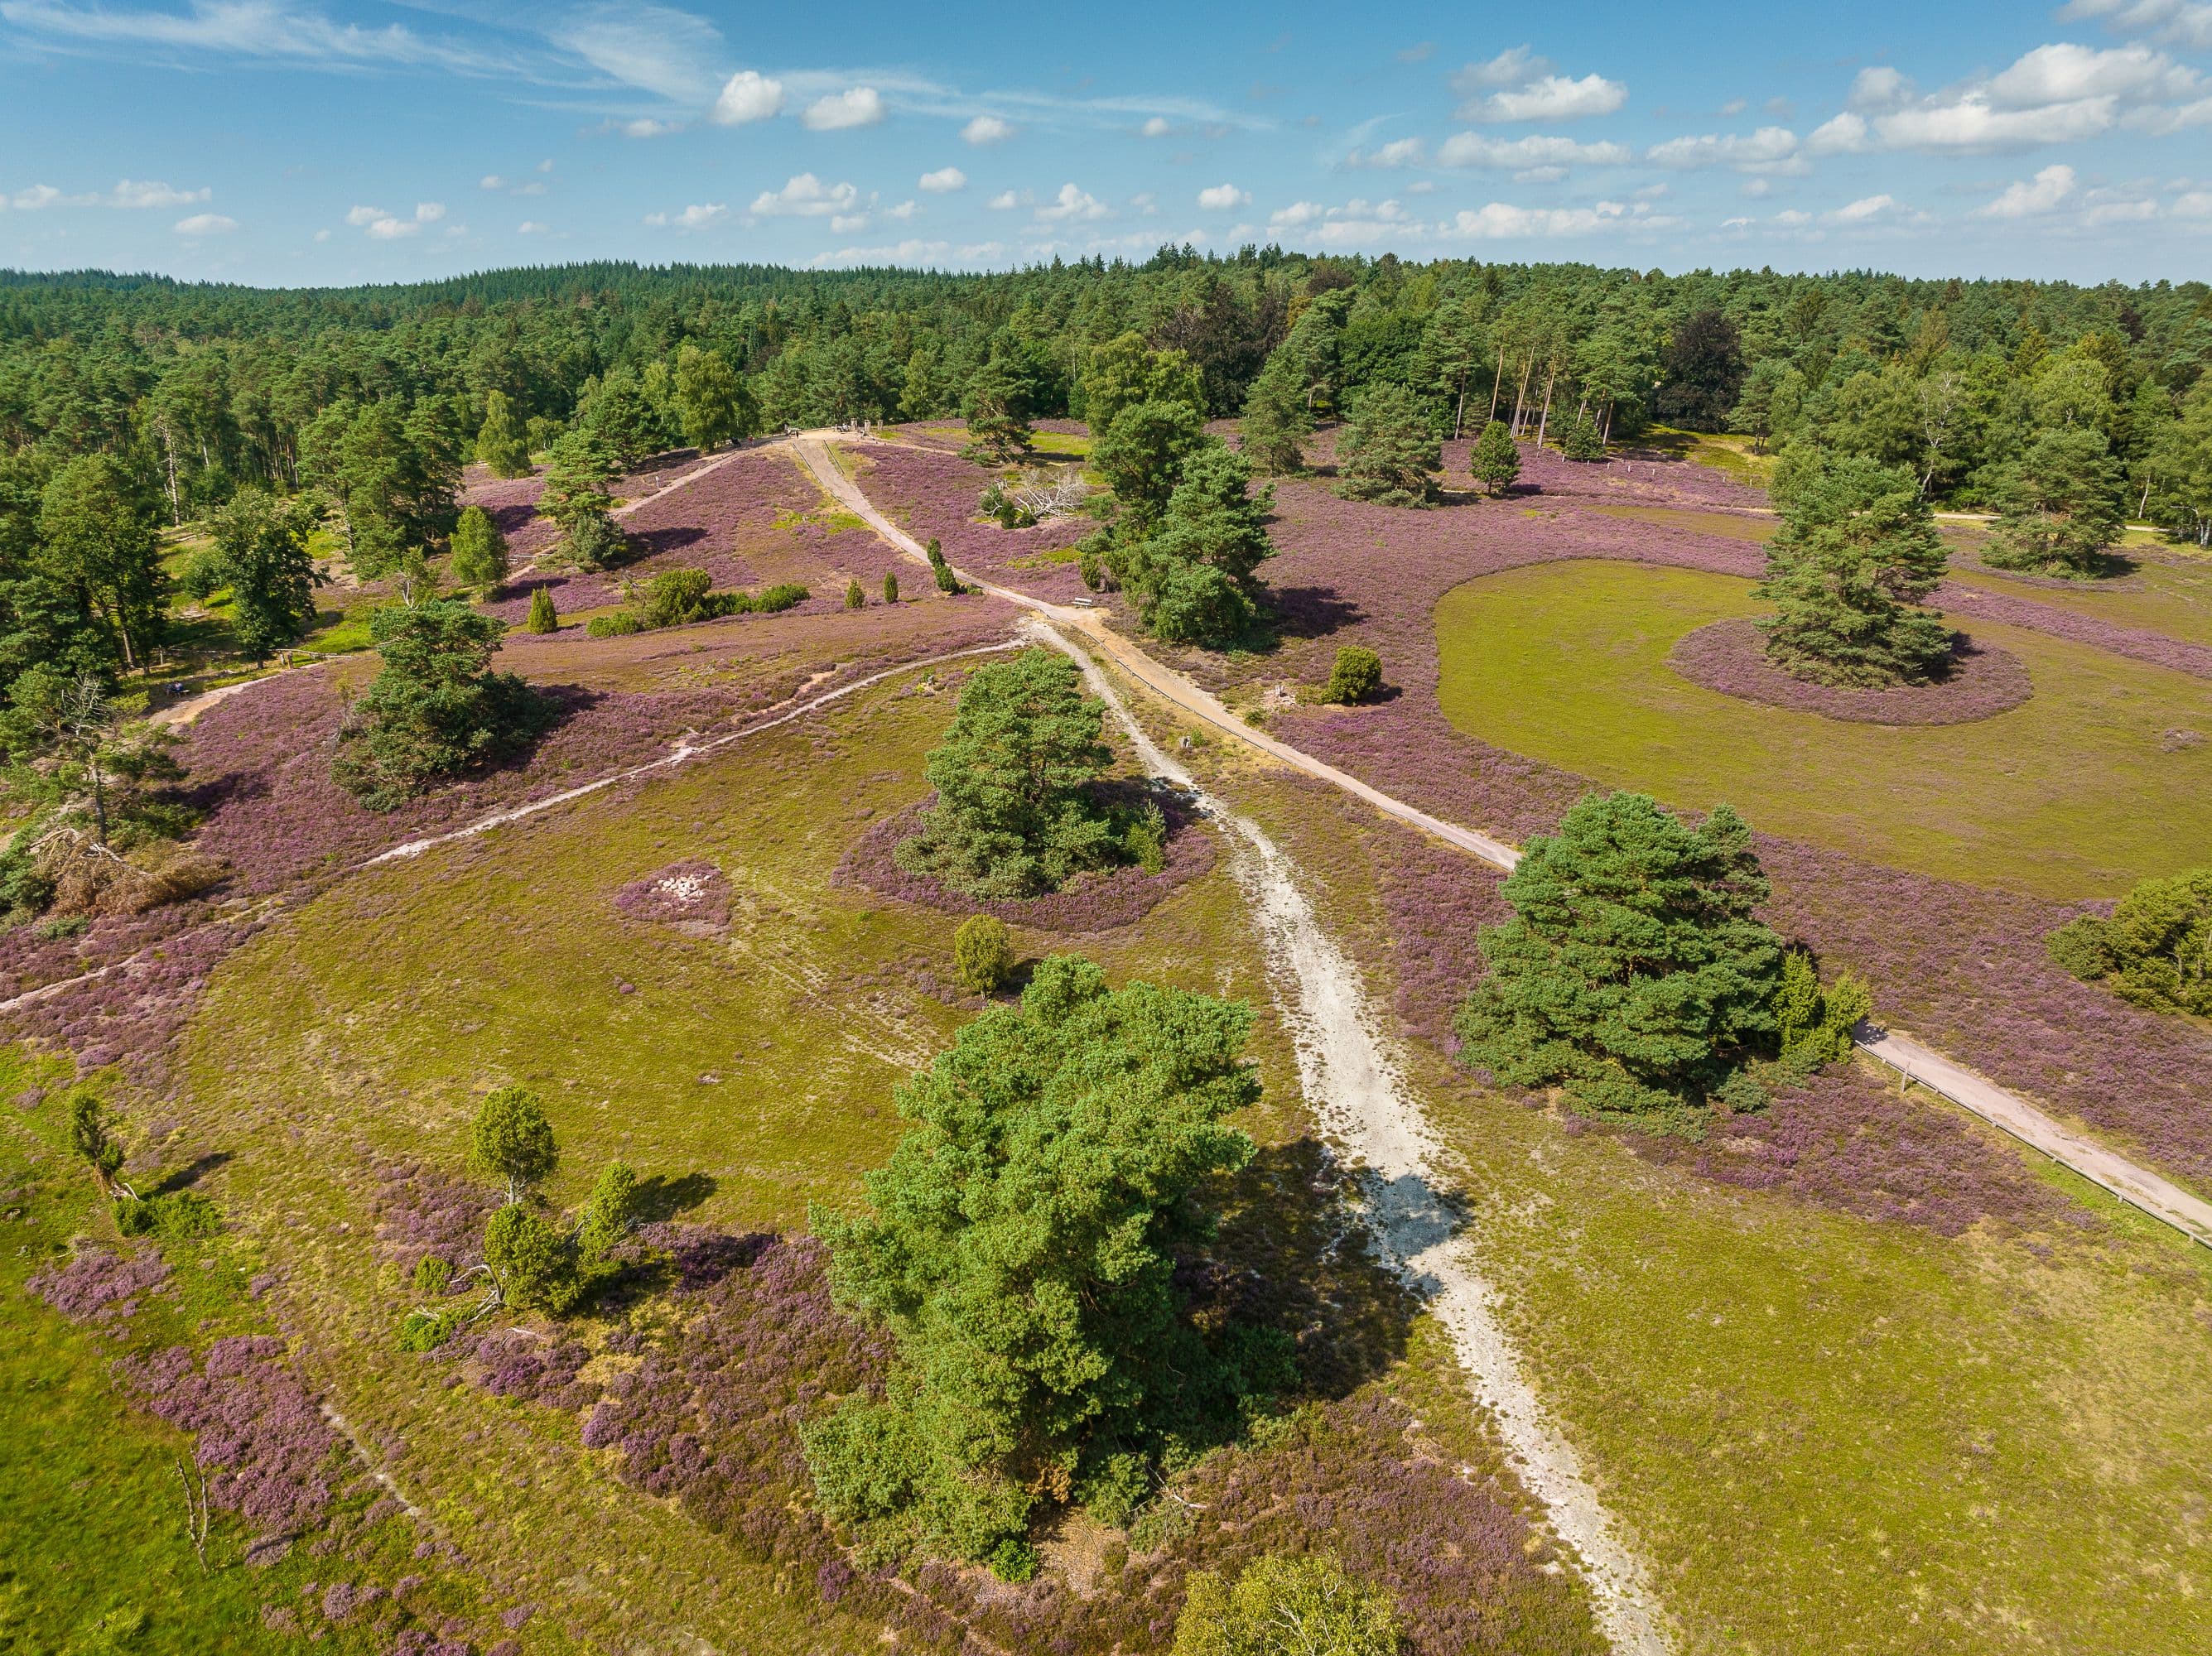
[791,433,2212,1255]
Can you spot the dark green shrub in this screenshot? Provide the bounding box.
[412,1255,454,1297]
[952,914,1014,994]
[1318,646,1382,705]
[2047,868,2212,1015]
[883,571,899,604]
[1123,799,1168,874]
[1560,415,1605,461]
[484,1203,584,1314]
[845,578,865,609]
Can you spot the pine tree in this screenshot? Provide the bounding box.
[1116,444,1275,645]
[448,504,510,593]
[895,647,1120,898]
[804,956,1273,1571]
[466,1084,558,1205]
[1984,427,2123,576]
[1093,400,1207,531]
[476,390,533,478]
[1236,354,1311,475]
[1560,414,1605,461]
[844,577,865,609]
[1333,384,1440,508]
[1469,420,1521,497]
[1755,450,1950,686]
[961,359,1033,464]
[526,586,558,633]
[883,571,899,604]
[1454,792,1784,1123]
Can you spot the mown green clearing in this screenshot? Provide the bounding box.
[1949,553,2212,650]
[1434,559,2212,898]
[154,668,1328,1650]
[1181,758,2212,1656]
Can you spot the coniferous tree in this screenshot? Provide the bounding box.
[1560,414,1605,461]
[1334,384,1440,508]
[448,505,510,593]
[844,577,865,609]
[1115,445,1275,645]
[537,430,629,570]
[466,1084,559,1205]
[476,390,533,478]
[1454,792,1784,1124]
[1093,400,1207,531]
[525,586,558,633]
[952,913,1014,994]
[1984,427,2123,576]
[37,455,166,673]
[1236,355,1312,476]
[961,359,1033,464]
[1755,450,1951,686]
[804,955,1277,1572]
[883,571,899,604]
[330,601,552,809]
[1469,419,1521,497]
[895,647,1119,898]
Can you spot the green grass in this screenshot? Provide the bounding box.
[1434,559,2212,898]
[0,1052,489,1655]
[1949,552,2212,650]
[1025,431,1094,458]
[152,669,1306,1650]
[1191,762,2212,1656]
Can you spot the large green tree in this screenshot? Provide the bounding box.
[537,429,629,570]
[1984,426,2123,576]
[1082,333,1206,434]
[1094,399,1207,531]
[1755,450,1952,686]
[1333,383,1439,508]
[330,600,552,810]
[804,955,1277,1571]
[1453,792,1785,1124]
[204,486,325,660]
[672,344,755,451]
[37,455,166,673]
[1116,445,1274,645]
[1236,354,1312,476]
[475,389,533,479]
[2047,867,2212,1018]
[895,647,1120,898]
[961,358,1034,464]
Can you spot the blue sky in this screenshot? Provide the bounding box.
[2,1,2210,286]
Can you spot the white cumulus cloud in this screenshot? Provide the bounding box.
[1644,127,1802,171]
[803,87,884,130]
[1437,132,1631,167]
[920,166,966,193]
[1038,182,1108,221]
[173,212,235,235]
[1141,115,1173,137]
[713,69,783,125]
[1463,72,1626,123]
[1197,182,1249,210]
[961,114,1014,144]
[749,173,860,216]
[643,202,729,229]
[1976,163,2078,216]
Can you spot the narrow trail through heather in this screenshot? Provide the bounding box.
[1034,616,1673,1656]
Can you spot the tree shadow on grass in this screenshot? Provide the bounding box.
[147,1149,232,1196]
[1201,1138,1424,1403]
[634,1170,716,1224]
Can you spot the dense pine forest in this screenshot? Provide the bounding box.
[2,248,2210,709]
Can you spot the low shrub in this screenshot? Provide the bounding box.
[951,913,1013,994]
[2047,867,2212,1016]
[585,575,810,638]
[1317,646,1383,706]
[525,588,558,633]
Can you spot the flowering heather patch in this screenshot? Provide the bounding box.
[27,1245,171,1321]
[462,1330,595,1409]
[119,1335,341,1542]
[834,793,1217,935]
[457,464,545,542]
[851,444,1095,604]
[372,1158,494,1279]
[482,447,812,621]
[1370,829,1509,1050]
[1669,619,2034,724]
[1759,838,2212,1191]
[614,859,732,932]
[1627,1065,2077,1236]
[581,1234,891,1562]
[1935,579,2212,681]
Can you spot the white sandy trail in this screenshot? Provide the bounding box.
[1031,617,1672,1656]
